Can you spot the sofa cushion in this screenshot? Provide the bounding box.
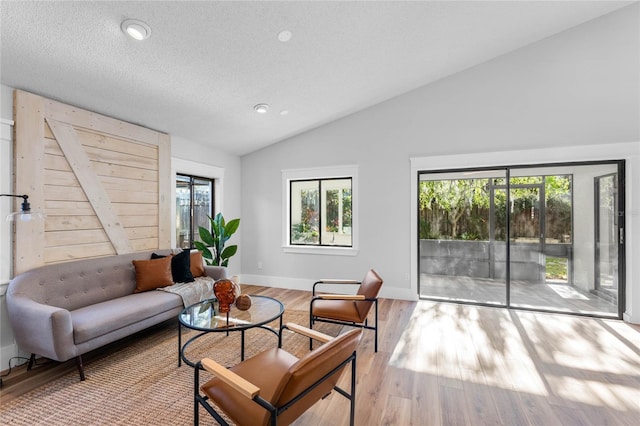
[133,256,173,292]
[190,251,206,277]
[152,251,195,283]
[70,291,182,344]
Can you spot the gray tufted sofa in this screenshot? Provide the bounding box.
[6,250,225,380]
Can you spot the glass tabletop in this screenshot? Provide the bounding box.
[179,295,284,332]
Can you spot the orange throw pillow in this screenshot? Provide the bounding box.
[132,256,174,293]
[190,251,206,278]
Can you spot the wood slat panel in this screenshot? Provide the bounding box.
[92,161,159,182]
[125,227,158,240]
[100,176,158,194]
[44,201,159,217]
[45,215,102,231]
[120,215,159,228]
[45,138,159,181]
[13,90,46,274]
[44,201,96,216]
[45,229,109,247]
[44,169,79,187]
[43,169,157,194]
[84,145,158,171]
[44,139,158,184]
[43,137,64,156]
[45,133,158,170]
[44,216,159,231]
[47,118,134,254]
[44,242,116,263]
[131,238,159,251]
[112,203,158,216]
[104,188,158,204]
[44,152,72,172]
[44,185,88,202]
[16,90,170,270]
[44,97,161,146]
[44,126,159,160]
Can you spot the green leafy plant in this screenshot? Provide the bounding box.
[194,213,240,267]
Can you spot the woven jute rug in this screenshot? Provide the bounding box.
[0,309,342,425]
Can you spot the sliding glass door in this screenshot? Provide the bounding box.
[418,169,508,306]
[418,161,624,318]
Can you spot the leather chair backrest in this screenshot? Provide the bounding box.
[355,269,383,321]
[275,329,362,425]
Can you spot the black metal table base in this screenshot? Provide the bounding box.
[178,316,283,368]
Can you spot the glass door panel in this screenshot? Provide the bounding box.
[176,175,192,249]
[418,170,507,306]
[509,165,618,316]
[595,173,619,306]
[192,178,213,246]
[508,178,544,309]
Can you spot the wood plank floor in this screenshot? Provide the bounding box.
[2,285,639,425]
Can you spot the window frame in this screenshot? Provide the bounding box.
[172,158,224,249]
[282,165,359,256]
[176,173,214,250]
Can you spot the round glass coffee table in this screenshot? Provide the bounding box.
[178,295,284,368]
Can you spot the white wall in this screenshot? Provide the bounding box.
[170,136,243,276]
[240,5,639,318]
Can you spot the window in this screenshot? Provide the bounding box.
[283,165,358,255]
[290,178,352,246]
[176,174,213,249]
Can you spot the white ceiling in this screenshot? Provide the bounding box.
[0,1,633,156]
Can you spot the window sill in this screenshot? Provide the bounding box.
[283,245,359,256]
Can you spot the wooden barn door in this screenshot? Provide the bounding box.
[13,90,171,274]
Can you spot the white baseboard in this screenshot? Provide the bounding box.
[240,274,418,301]
[623,312,639,325]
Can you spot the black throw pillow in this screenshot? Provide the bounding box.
[152,251,194,283]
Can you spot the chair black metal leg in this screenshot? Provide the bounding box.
[374,300,378,352]
[194,363,200,426]
[350,353,357,426]
[309,310,314,350]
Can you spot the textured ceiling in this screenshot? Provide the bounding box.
[0,1,633,156]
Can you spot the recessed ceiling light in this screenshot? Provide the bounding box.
[254,103,269,114]
[280,110,289,116]
[278,30,293,42]
[121,19,151,41]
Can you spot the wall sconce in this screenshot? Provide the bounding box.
[1,194,45,222]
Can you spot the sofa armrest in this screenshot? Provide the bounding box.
[6,295,76,362]
[203,265,226,280]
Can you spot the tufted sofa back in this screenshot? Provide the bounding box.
[7,250,171,311]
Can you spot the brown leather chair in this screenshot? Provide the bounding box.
[194,323,362,426]
[310,269,383,352]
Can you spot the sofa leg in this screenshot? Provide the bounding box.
[76,356,86,381]
[27,353,36,371]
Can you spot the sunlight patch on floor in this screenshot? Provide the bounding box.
[551,376,640,411]
[388,301,549,395]
[546,283,589,300]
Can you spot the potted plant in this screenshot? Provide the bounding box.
[194,212,240,267]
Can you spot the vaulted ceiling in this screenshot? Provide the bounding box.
[1,1,633,156]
